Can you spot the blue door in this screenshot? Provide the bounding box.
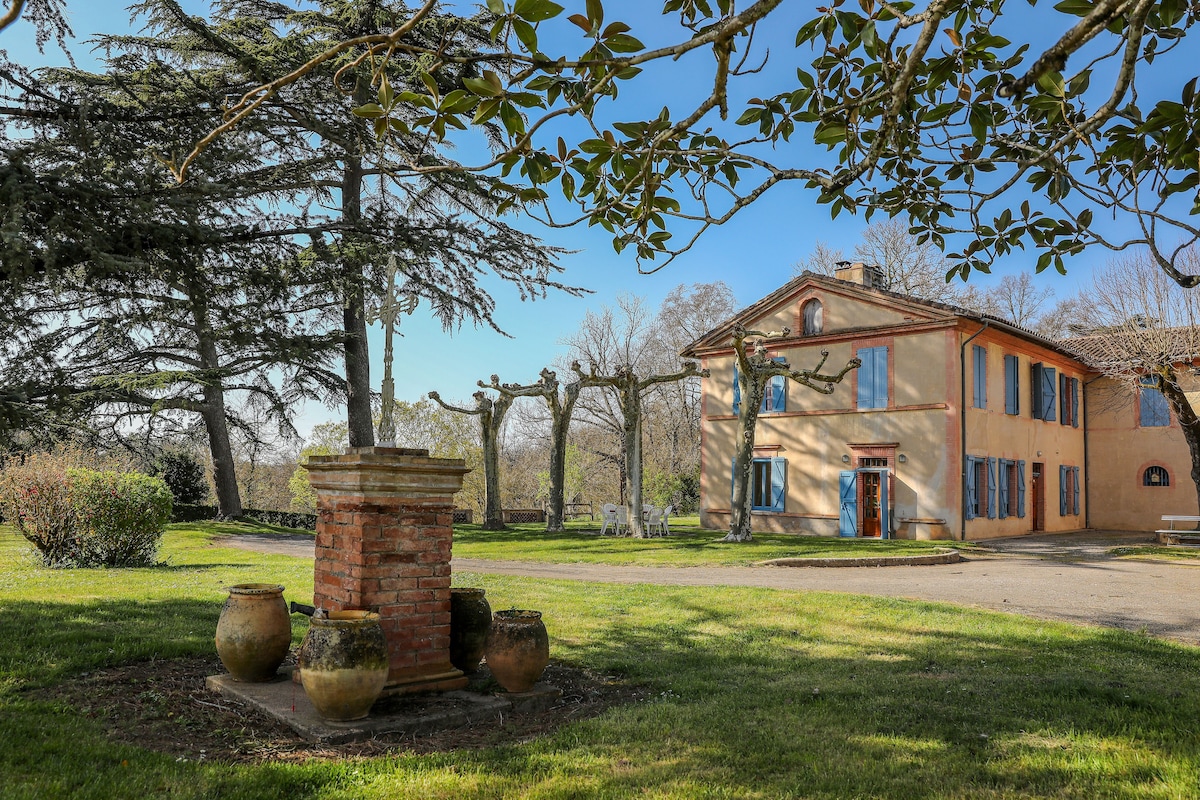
[839,471,857,537]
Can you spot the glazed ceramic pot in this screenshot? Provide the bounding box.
[214,583,291,682]
[298,610,389,723]
[485,609,549,693]
[449,588,492,674]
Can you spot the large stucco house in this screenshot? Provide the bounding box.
[681,264,1198,540]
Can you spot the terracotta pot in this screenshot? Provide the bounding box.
[485,609,549,693]
[214,583,291,682]
[449,588,492,674]
[298,610,389,723]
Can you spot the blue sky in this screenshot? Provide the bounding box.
[3,1,1102,441]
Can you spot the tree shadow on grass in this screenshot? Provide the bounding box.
[4,588,1200,799]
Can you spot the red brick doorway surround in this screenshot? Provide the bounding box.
[305,447,470,694]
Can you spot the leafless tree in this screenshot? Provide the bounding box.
[985,273,1057,330]
[428,385,517,530]
[1065,251,1200,514]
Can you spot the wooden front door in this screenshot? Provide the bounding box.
[861,470,882,537]
[1031,463,1044,531]
[858,458,889,538]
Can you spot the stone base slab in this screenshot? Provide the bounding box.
[207,669,561,744]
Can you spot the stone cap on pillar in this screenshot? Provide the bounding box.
[306,446,470,499]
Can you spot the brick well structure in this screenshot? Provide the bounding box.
[305,447,469,693]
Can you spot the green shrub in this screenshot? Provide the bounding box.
[1,452,172,568]
[151,448,208,505]
[68,469,173,567]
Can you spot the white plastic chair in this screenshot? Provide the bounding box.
[599,504,619,535]
[660,505,673,536]
[616,505,629,536]
[645,506,665,537]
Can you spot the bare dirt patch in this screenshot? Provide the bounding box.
[40,655,643,764]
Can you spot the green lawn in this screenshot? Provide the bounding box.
[3,522,1200,799]
[216,516,981,566]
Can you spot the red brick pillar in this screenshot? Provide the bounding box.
[305,447,470,694]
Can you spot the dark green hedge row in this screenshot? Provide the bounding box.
[171,504,317,531]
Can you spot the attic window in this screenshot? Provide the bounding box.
[802,299,824,336]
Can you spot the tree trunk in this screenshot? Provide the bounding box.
[544,386,580,532]
[724,383,763,542]
[191,288,243,518]
[623,383,646,538]
[341,153,374,448]
[1159,374,1200,524]
[480,420,505,530]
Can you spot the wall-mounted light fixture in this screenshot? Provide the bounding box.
[1037,450,1043,457]
[841,454,851,463]
[897,454,908,463]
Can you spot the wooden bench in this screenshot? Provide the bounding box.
[1155,515,1200,545]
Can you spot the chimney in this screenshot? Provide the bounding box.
[834,261,885,289]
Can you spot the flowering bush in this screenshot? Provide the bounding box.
[1,451,172,568]
[68,469,173,567]
[0,452,79,567]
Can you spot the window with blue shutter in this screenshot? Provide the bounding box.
[839,471,857,536]
[997,459,1010,519]
[973,345,987,409]
[746,457,787,511]
[1032,363,1057,421]
[1004,355,1019,415]
[1059,373,1069,426]
[1070,378,1080,428]
[1139,378,1170,427]
[1072,467,1080,515]
[1016,460,1026,518]
[732,366,741,415]
[986,457,997,519]
[857,346,889,409]
[964,456,978,521]
[761,357,786,413]
[1059,465,1068,515]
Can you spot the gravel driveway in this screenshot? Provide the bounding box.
[215,530,1200,647]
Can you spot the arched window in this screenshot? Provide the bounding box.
[802,299,824,336]
[1143,466,1170,487]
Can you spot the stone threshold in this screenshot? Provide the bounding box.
[207,668,561,745]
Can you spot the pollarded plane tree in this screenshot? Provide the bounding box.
[175,0,1200,291]
[572,360,706,538]
[428,383,518,531]
[726,325,860,543]
[482,368,583,532]
[1065,251,1200,519]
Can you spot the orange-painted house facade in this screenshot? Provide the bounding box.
[683,266,1195,540]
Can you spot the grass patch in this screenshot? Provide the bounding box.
[2,523,1199,798]
[1110,545,1200,562]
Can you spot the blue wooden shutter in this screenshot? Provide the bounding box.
[1004,355,1019,415]
[997,460,1009,519]
[1017,460,1026,518]
[973,345,987,408]
[1059,373,1069,426]
[1071,378,1080,428]
[763,358,786,413]
[1042,367,1057,421]
[1072,467,1080,515]
[769,458,786,511]
[1059,465,1068,515]
[879,472,891,539]
[1031,364,1043,419]
[839,471,857,537]
[857,348,874,408]
[873,347,889,408]
[964,456,977,521]
[732,366,741,415]
[987,457,997,519]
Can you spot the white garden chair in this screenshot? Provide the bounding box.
[660,505,673,535]
[599,504,620,535]
[616,505,629,536]
[645,506,665,537]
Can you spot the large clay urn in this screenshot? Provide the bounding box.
[214,583,291,682]
[485,610,550,693]
[449,588,492,674]
[298,610,389,723]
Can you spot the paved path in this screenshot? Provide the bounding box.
[215,531,1200,646]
